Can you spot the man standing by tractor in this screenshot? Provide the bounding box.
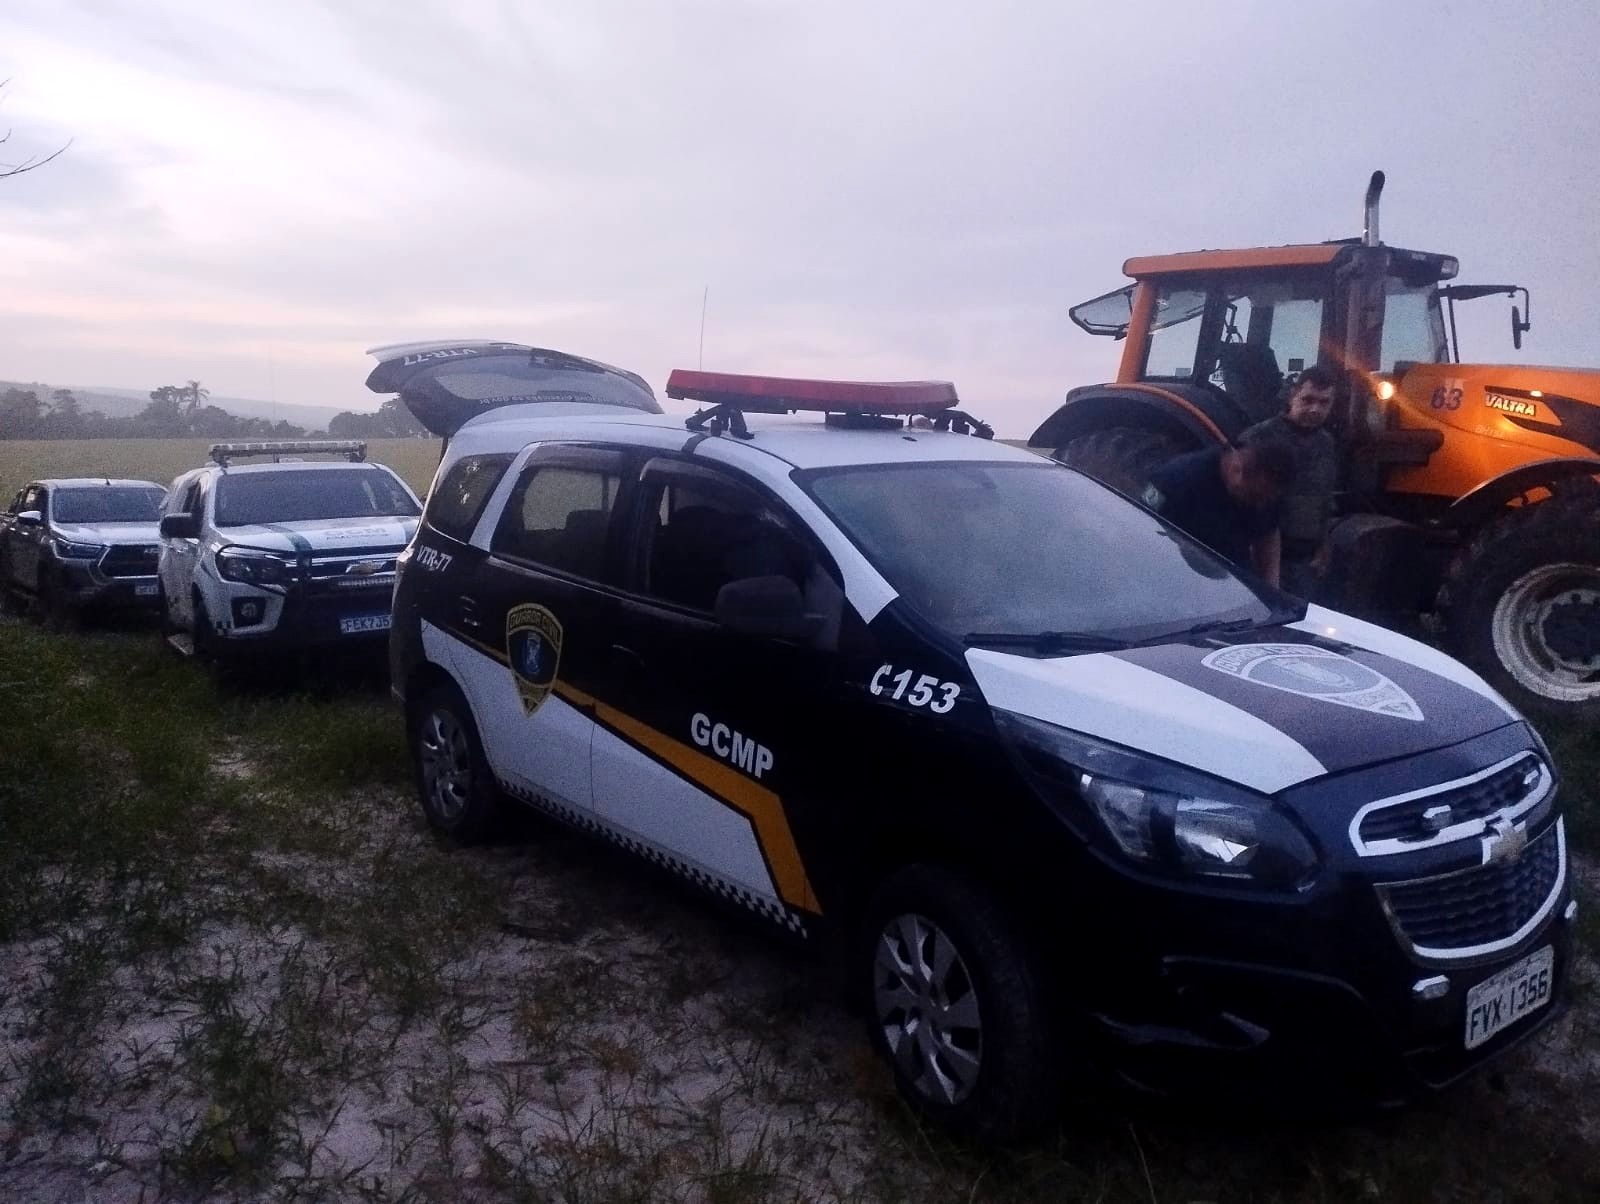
[1238,365,1340,599]
[1140,440,1295,587]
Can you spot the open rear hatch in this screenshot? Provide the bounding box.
[365,341,661,436]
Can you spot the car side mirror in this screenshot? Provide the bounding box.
[160,513,200,539]
[714,575,824,642]
[15,510,42,526]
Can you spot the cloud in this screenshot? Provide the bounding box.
[0,0,1596,433]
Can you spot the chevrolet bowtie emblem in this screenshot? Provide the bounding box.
[347,559,386,577]
[1481,815,1528,867]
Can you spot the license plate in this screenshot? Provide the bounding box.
[1464,945,1554,1050]
[134,582,159,597]
[339,613,391,635]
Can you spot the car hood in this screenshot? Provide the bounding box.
[54,522,162,545]
[213,516,419,554]
[966,604,1522,794]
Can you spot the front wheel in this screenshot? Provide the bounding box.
[1442,482,1600,724]
[1054,426,1189,495]
[859,865,1058,1144]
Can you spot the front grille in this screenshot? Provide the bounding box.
[1359,754,1545,846]
[100,544,160,577]
[1378,820,1565,958]
[303,549,400,594]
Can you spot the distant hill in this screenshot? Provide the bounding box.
[0,381,347,430]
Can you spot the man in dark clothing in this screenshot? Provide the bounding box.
[1141,439,1296,586]
[1239,365,1340,598]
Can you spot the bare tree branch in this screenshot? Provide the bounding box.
[0,78,70,180]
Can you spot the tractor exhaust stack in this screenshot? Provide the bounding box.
[1363,170,1385,246]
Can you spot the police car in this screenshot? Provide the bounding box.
[378,342,1574,1141]
[156,441,422,667]
[0,478,167,620]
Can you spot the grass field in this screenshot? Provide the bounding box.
[0,438,445,502]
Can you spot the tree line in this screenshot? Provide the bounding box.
[0,383,426,440]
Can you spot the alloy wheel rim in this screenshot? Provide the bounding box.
[1491,562,1600,702]
[419,708,471,821]
[873,912,983,1106]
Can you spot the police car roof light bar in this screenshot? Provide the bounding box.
[209,440,368,466]
[667,369,960,414]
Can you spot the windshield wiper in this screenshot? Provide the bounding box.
[964,630,1130,653]
[1143,617,1263,644]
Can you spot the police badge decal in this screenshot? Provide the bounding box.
[1202,642,1424,721]
[506,603,564,715]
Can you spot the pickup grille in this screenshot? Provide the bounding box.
[100,544,160,577]
[1377,820,1565,958]
[304,548,401,594]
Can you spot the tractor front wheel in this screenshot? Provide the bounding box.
[1442,482,1600,725]
[1054,427,1189,495]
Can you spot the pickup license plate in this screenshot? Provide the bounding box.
[339,613,391,635]
[134,582,159,597]
[1464,945,1554,1050]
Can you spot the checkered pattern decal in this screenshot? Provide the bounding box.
[498,776,809,938]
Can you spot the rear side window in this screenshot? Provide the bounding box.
[425,453,514,543]
[492,464,620,580]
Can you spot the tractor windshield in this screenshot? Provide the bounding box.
[1381,277,1449,370]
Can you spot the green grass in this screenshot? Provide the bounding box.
[0,437,444,500]
[2,620,1598,1201]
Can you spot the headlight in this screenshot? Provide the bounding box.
[52,536,107,559]
[215,545,294,587]
[996,711,1319,889]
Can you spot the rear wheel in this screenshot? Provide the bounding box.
[859,865,1057,1144]
[1054,426,1189,494]
[1442,480,1600,724]
[409,679,503,844]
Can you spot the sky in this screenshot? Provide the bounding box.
[2,0,1597,436]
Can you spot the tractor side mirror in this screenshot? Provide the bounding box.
[1511,305,1529,351]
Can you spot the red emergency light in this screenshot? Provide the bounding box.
[666,369,960,415]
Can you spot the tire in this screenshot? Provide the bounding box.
[0,557,22,616]
[191,593,239,686]
[1440,478,1600,725]
[37,567,78,632]
[409,679,503,844]
[858,865,1057,1144]
[1054,426,1190,495]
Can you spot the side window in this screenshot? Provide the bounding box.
[491,462,621,580]
[638,471,815,612]
[1144,286,1207,380]
[28,487,48,517]
[425,453,514,543]
[183,480,205,521]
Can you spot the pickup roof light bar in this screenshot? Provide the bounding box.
[208,440,368,466]
[665,370,993,439]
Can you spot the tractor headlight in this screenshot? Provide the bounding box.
[215,545,294,588]
[996,711,1320,889]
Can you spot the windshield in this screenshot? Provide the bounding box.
[1382,277,1449,370]
[803,461,1286,642]
[52,487,165,524]
[214,468,419,527]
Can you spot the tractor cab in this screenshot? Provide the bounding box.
[1064,241,1468,442]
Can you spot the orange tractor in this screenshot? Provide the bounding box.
[1029,172,1600,723]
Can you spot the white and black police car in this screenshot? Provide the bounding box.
[156,441,422,668]
[377,341,1574,1142]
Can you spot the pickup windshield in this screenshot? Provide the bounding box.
[214,468,419,527]
[52,487,165,524]
[802,460,1290,642]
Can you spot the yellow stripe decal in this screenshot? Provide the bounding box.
[555,681,820,915]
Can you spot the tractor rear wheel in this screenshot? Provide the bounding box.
[1441,480,1600,725]
[1054,427,1189,494]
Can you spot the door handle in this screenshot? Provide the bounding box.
[457,595,483,630]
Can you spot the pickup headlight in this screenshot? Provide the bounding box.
[996,711,1320,889]
[52,536,107,559]
[215,546,294,587]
